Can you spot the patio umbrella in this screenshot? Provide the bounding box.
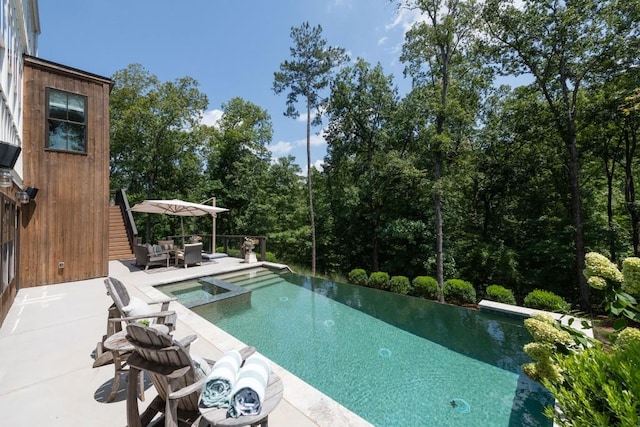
[129,199,228,248]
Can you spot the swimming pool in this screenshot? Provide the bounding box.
[159,269,553,426]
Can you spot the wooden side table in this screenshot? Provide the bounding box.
[103,330,145,403]
[199,373,283,427]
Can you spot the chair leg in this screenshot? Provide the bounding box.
[127,367,143,427]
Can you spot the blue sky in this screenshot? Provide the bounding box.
[38,0,423,171]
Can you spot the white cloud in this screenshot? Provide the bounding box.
[309,134,326,147]
[298,159,325,177]
[201,109,223,127]
[385,5,427,34]
[328,0,353,11]
[378,36,388,46]
[312,159,325,172]
[268,141,293,155]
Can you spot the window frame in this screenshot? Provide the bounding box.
[45,87,88,154]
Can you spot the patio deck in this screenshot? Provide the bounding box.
[0,257,372,426]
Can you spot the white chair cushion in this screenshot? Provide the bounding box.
[192,354,212,381]
[122,297,156,325]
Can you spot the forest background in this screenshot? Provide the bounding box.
[109,0,640,311]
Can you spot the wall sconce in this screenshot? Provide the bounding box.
[16,187,38,204]
[0,169,12,188]
[16,191,30,204]
[25,186,38,199]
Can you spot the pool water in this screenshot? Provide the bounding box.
[185,271,553,426]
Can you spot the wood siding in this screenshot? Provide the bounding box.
[20,56,112,287]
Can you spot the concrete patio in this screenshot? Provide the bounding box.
[0,257,372,426]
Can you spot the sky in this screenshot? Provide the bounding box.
[37,0,424,172]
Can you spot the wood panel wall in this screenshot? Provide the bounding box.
[19,56,113,287]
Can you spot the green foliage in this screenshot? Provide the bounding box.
[622,257,640,297]
[443,279,476,305]
[541,341,640,427]
[389,276,411,295]
[264,252,277,263]
[584,252,624,288]
[521,314,572,384]
[485,284,516,305]
[368,272,390,290]
[615,327,640,351]
[348,269,368,287]
[584,252,639,329]
[412,276,439,300]
[523,289,570,313]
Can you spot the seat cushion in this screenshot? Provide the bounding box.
[160,242,174,251]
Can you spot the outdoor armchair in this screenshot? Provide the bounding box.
[93,277,177,367]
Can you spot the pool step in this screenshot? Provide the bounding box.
[215,267,271,282]
[241,276,286,291]
[227,272,281,287]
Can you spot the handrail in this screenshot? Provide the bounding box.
[112,189,138,248]
[167,233,267,261]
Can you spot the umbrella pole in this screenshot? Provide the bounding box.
[212,197,216,253]
[181,217,185,248]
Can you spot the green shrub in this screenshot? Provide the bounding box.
[542,340,640,426]
[412,276,439,300]
[369,271,390,290]
[348,269,368,287]
[389,276,411,295]
[523,289,570,312]
[485,284,516,305]
[443,279,476,305]
[622,257,640,297]
[264,251,277,262]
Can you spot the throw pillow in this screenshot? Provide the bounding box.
[122,296,156,325]
[160,243,174,251]
[152,244,163,255]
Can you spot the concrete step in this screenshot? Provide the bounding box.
[215,268,270,282]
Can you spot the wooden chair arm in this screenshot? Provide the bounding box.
[168,377,207,400]
[147,297,176,311]
[148,296,177,305]
[177,334,198,347]
[107,310,176,323]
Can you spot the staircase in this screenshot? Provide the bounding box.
[109,205,134,260]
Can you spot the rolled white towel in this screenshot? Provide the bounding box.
[199,350,242,408]
[228,354,271,417]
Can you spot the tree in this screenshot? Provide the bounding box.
[398,0,489,301]
[324,59,399,271]
[273,22,348,274]
[203,97,272,236]
[110,64,208,241]
[483,0,640,310]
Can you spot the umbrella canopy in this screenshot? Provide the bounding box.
[129,199,228,247]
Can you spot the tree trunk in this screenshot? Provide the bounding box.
[566,131,590,311]
[307,101,316,274]
[434,151,444,303]
[604,155,616,261]
[624,125,639,256]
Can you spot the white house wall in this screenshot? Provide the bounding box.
[0,0,39,178]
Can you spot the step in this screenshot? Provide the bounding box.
[215,268,270,282]
[226,271,279,287]
[227,272,280,286]
[242,277,285,291]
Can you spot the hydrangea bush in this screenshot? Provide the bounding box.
[584,252,639,328]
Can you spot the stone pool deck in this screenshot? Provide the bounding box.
[0,257,372,426]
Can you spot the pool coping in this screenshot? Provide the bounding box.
[478,299,594,338]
